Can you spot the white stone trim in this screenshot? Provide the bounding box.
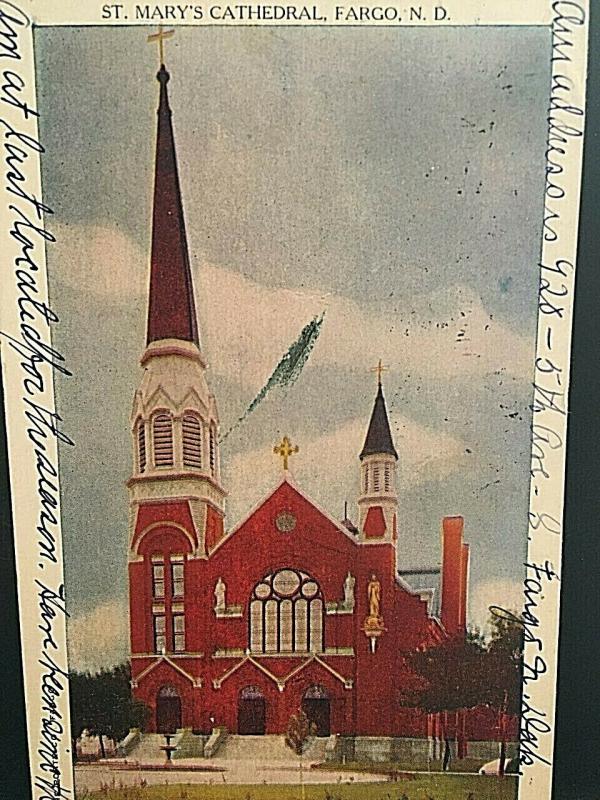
[131,652,204,659]
[215,605,243,619]
[325,602,354,616]
[212,653,353,691]
[313,655,354,688]
[213,648,246,658]
[133,654,203,688]
[132,519,197,556]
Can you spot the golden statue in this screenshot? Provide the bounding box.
[367,574,381,618]
[363,573,385,652]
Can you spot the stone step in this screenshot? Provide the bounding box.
[127,732,181,761]
[216,734,328,763]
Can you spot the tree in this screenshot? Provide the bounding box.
[401,632,488,715]
[482,612,524,775]
[68,670,93,761]
[401,618,523,773]
[69,662,149,760]
[400,633,488,769]
[485,612,523,716]
[285,708,316,800]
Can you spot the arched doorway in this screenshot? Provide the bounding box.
[156,685,182,733]
[302,685,330,737]
[238,685,266,735]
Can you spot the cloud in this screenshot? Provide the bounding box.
[50,223,534,393]
[67,600,129,673]
[225,412,468,526]
[198,262,533,389]
[52,223,146,300]
[468,578,523,634]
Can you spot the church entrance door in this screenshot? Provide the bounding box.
[238,686,266,735]
[302,685,331,737]
[156,685,182,733]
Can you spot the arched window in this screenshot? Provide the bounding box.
[137,418,146,473]
[249,569,324,655]
[153,413,174,467]
[209,424,217,477]
[182,414,202,469]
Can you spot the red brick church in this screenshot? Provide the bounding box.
[127,60,473,739]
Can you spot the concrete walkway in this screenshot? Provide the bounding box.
[75,759,385,793]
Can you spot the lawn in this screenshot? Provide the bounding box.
[81,775,518,800]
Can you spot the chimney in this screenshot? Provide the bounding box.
[441,515,465,637]
[459,542,470,632]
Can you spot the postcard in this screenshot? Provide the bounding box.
[0,2,589,799]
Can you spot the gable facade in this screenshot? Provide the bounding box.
[130,478,447,736]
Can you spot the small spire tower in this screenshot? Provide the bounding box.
[357,366,398,543]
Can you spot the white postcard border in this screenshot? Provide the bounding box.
[0,2,589,799]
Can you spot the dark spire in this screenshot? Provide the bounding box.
[146,65,199,346]
[360,381,398,460]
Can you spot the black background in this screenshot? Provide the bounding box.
[2,11,600,800]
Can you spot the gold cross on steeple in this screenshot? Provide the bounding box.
[147,25,175,67]
[370,359,388,385]
[274,436,299,471]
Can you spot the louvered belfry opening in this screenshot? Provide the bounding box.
[182,414,202,468]
[209,424,217,476]
[153,413,174,467]
[137,419,147,473]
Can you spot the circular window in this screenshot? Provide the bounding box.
[302,581,319,598]
[273,569,300,596]
[254,583,270,599]
[275,511,297,533]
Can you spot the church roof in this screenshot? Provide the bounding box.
[215,474,359,553]
[146,65,199,346]
[359,382,398,460]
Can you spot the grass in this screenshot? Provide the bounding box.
[80,775,518,800]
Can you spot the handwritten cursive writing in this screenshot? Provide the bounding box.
[0,2,73,798]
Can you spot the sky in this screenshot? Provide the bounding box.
[34,25,551,671]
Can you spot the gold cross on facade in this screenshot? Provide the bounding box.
[370,359,388,385]
[274,436,299,471]
[147,25,175,67]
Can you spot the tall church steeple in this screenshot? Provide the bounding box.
[357,373,398,544]
[127,59,226,560]
[147,65,199,346]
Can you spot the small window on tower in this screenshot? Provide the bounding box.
[209,424,217,477]
[171,562,184,597]
[173,614,185,652]
[182,414,202,469]
[364,468,369,494]
[373,465,380,492]
[152,563,165,598]
[137,419,146,473]
[384,464,391,492]
[153,614,166,653]
[153,413,174,467]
